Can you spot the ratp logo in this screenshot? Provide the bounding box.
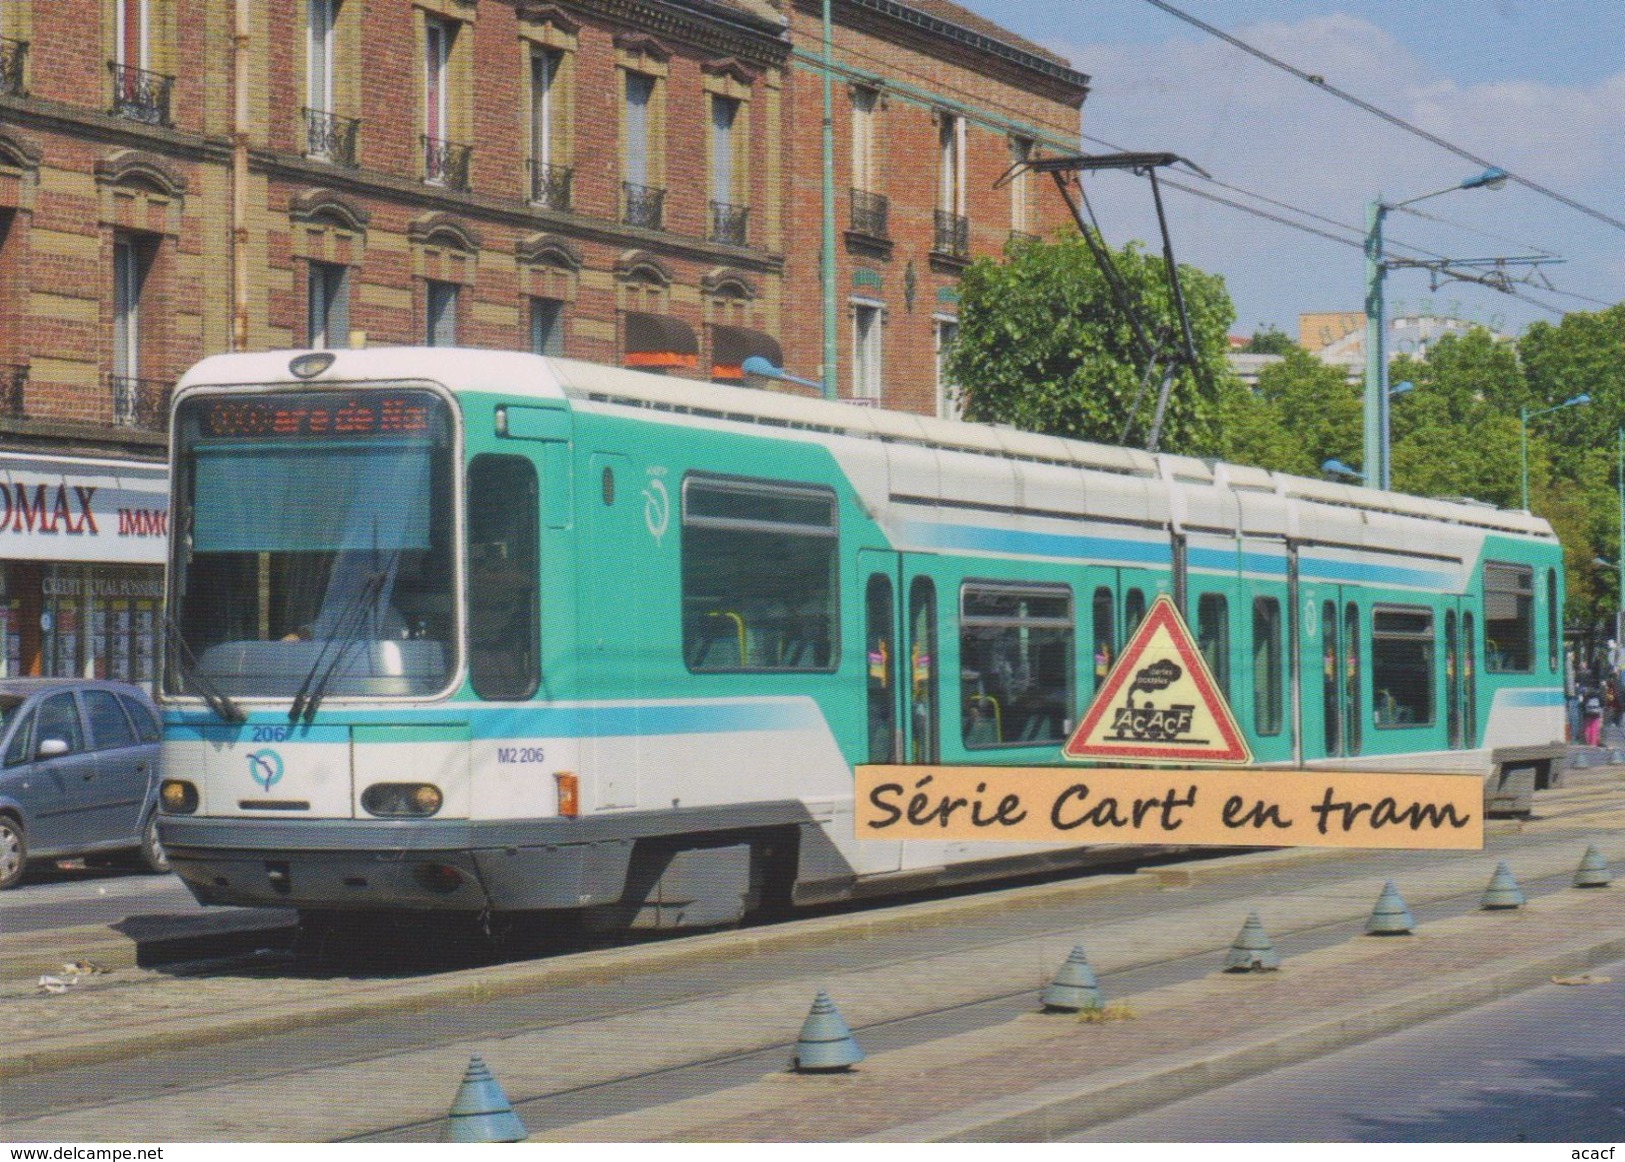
[247,749,285,792]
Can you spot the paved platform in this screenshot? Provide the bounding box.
[6,806,1625,1141]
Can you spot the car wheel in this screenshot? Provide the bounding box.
[0,815,27,890]
[137,811,170,874]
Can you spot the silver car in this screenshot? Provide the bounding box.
[0,678,166,889]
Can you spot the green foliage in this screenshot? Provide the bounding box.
[947,233,1236,454]
[950,232,1625,635]
[1241,326,1299,355]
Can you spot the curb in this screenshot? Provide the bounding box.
[869,928,1625,1142]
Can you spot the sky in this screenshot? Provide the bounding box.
[955,0,1625,342]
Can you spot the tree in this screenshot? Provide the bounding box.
[947,233,1236,455]
[1216,347,1360,477]
[1387,329,1525,507]
[1240,325,1298,355]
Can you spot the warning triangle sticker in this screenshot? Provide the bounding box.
[1064,594,1253,765]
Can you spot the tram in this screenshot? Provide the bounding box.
[156,347,1566,929]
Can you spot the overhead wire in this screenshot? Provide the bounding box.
[1140,0,1625,235]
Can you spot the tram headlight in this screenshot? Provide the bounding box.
[360,783,444,817]
[160,779,199,814]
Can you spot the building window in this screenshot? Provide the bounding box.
[934,316,959,419]
[303,0,359,163]
[1484,561,1533,672]
[622,71,663,229]
[530,297,564,356]
[1372,606,1434,727]
[308,0,335,115]
[420,16,470,188]
[851,86,877,194]
[425,280,458,347]
[938,113,964,216]
[116,0,149,73]
[960,582,1073,748]
[1010,136,1034,237]
[852,301,882,402]
[306,261,348,349]
[113,234,153,383]
[425,17,449,143]
[709,95,746,245]
[110,0,170,125]
[681,476,838,673]
[529,49,570,210]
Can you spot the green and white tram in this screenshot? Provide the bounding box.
[157,348,1567,928]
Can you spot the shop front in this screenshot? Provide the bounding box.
[0,453,168,689]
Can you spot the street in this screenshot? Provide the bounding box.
[1075,954,1625,1142]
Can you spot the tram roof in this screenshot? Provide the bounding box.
[177,347,1555,541]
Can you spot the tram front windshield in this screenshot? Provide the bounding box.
[168,388,457,700]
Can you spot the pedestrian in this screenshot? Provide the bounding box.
[1608,674,1625,728]
[1583,685,1605,747]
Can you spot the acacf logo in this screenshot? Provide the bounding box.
[246,749,285,792]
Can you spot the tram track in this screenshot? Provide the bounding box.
[344,863,1602,1143]
[7,810,1625,1140]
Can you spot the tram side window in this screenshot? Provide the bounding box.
[1092,587,1114,690]
[1196,593,1229,696]
[1484,562,1533,672]
[1252,597,1282,735]
[960,583,1072,748]
[466,455,540,700]
[1547,567,1559,673]
[1123,589,1146,644]
[682,477,838,672]
[866,574,896,763]
[1372,606,1433,727]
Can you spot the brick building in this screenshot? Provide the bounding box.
[0,0,1085,678]
[779,0,1087,415]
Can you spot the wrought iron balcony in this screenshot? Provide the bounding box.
[933,209,970,261]
[422,135,472,192]
[304,108,360,167]
[107,373,171,431]
[1,364,26,419]
[108,62,173,126]
[528,160,572,211]
[849,189,889,240]
[710,200,749,247]
[622,181,665,231]
[0,38,27,97]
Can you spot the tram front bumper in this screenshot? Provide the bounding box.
[158,816,634,913]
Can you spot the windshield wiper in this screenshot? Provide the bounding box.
[289,555,398,725]
[163,614,246,725]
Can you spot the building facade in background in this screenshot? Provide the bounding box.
[0,0,1085,678]
[1299,309,1509,379]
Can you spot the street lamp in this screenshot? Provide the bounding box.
[1365,167,1508,491]
[1519,393,1590,511]
[1321,459,1364,481]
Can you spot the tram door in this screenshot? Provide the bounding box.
[1087,568,1161,688]
[859,550,941,769]
[583,451,646,809]
[1299,583,1363,759]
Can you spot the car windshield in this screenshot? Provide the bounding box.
[167,388,458,700]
